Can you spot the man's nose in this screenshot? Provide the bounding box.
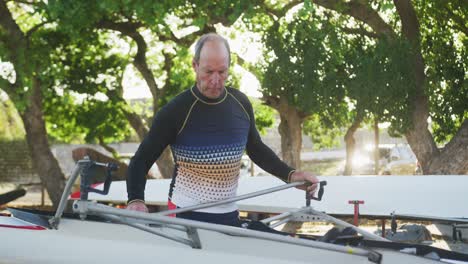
[210,73,220,84]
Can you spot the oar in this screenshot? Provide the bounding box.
[155,180,325,216]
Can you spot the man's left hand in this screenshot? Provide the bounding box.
[290,171,319,197]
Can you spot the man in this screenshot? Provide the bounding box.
[126,33,318,226]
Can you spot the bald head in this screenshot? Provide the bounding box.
[192,33,231,99]
[194,33,231,65]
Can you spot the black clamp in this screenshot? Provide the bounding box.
[306,181,327,206]
[79,160,118,200]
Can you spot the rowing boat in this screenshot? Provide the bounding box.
[1,158,467,264]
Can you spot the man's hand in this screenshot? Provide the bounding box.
[290,171,319,197]
[126,200,149,213]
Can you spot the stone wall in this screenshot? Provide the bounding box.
[0,142,151,185]
[0,140,39,184]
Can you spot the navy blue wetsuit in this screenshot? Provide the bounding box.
[127,86,295,226]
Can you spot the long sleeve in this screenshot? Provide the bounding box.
[126,105,177,202]
[126,90,195,202]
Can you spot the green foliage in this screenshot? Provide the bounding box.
[156,45,195,107]
[44,92,85,143]
[44,92,133,145]
[261,7,349,125]
[3,0,465,153]
[416,1,467,143]
[251,99,275,135]
[0,99,25,140]
[181,1,254,27]
[345,37,417,133]
[241,7,274,33]
[78,99,132,143]
[303,115,343,150]
[48,0,180,34]
[39,27,132,144]
[127,98,153,125]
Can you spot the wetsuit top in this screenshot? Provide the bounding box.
[127,86,295,213]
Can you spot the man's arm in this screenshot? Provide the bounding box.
[246,121,295,182]
[126,104,178,203]
[239,91,319,192]
[238,95,294,182]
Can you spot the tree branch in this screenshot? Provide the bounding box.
[0,77,12,94]
[98,136,120,160]
[8,0,41,6]
[0,0,27,91]
[25,21,49,39]
[393,0,421,45]
[158,29,194,47]
[97,19,160,100]
[446,8,468,36]
[340,26,378,38]
[0,0,25,43]
[312,0,396,38]
[263,95,280,110]
[263,0,302,19]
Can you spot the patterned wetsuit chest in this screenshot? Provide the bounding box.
[174,98,250,147]
[168,97,250,204]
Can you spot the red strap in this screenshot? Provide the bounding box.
[0,224,45,230]
[69,183,103,199]
[167,200,177,217]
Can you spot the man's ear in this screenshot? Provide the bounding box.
[192,59,198,71]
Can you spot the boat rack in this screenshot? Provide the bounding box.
[52,158,389,263]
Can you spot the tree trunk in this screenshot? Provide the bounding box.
[394,0,437,173]
[1,1,66,208]
[426,120,468,174]
[373,118,380,175]
[98,137,120,159]
[315,0,468,174]
[20,78,66,208]
[344,112,363,175]
[276,98,304,169]
[393,0,468,174]
[98,21,175,179]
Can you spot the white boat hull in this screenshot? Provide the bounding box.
[0,214,452,264]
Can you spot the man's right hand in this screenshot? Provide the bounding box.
[126,200,149,213]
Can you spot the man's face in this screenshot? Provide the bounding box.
[193,41,229,99]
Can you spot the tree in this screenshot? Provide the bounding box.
[0,0,66,207]
[251,98,275,135]
[47,1,184,178]
[416,1,467,147]
[47,0,286,173]
[259,7,349,169]
[47,0,262,178]
[41,33,134,152]
[310,0,467,174]
[342,36,416,175]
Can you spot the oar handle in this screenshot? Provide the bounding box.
[306,181,327,206]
